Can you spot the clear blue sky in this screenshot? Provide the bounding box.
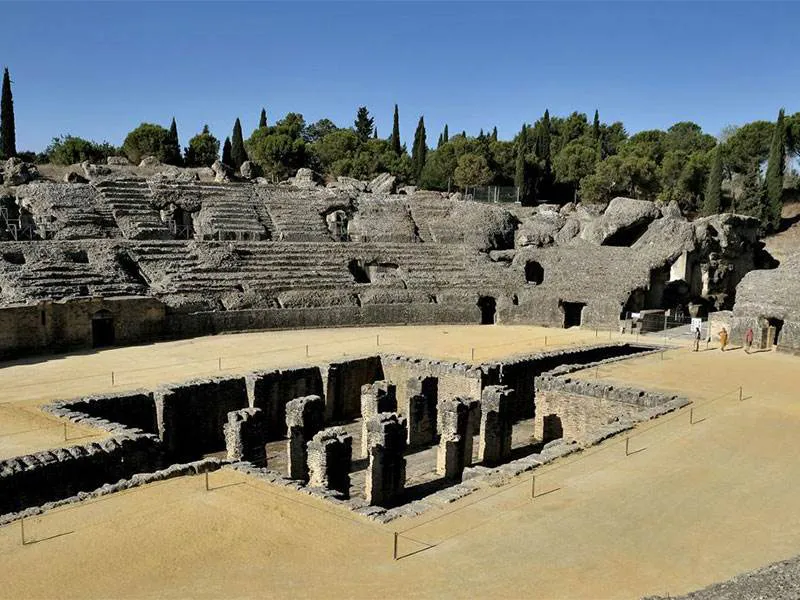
[3,1,799,152]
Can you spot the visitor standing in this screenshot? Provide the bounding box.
[745,327,754,353]
[693,327,701,352]
[719,327,729,352]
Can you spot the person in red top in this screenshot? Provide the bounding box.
[745,327,754,353]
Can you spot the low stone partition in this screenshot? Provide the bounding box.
[308,427,353,498]
[364,413,407,506]
[360,381,397,456]
[479,386,514,466]
[437,398,472,482]
[224,408,267,464]
[155,376,249,461]
[323,356,383,422]
[285,395,325,481]
[245,367,324,441]
[407,394,437,448]
[45,389,158,435]
[0,434,164,515]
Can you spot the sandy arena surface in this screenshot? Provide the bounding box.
[1,327,798,599]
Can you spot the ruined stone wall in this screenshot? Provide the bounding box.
[323,357,383,422]
[48,390,157,435]
[154,376,249,461]
[245,367,324,440]
[0,296,166,358]
[0,434,163,514]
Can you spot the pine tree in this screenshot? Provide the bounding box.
[222,137,232,166]
[478,128,484,139]
[764,108,786,232]
[259,108,267,129]
[354,106,375,142]
[535,110,553,198]
[411,116,427,180]
[514,125,529,202]
[391,104,401,155]
[737,158,765,222]
[0,68,16,159]
[702,145,723,216]
[491,126,498,141]
[231,118,248,170]
[593,110,601,141]
[373,127,378,139]
[442,124,449,144]
[165,117,182,166]
[437,133,443,148]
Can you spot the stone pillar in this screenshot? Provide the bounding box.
[360,381,397,457]
[308,427,353,498]
[436,397,471,482]
[479,386,515,466]
[405,375,438,417]
[463,398,481,467]
[407,394,437,448]
[224,407,268,465]
[364,413,407,506]
[285,395,325,481]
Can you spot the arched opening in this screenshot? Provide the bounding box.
[524,261,544,284]
[477,296,496,325]
[560,300,585,328]
[91,309,115,348]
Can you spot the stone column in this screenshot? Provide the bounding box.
[463,398,481,467]
[407,394,437,448]
[479,386,515,466]
[224,407,268,465]
[285,395,325,481]
[436,397,471,482]
[360,381,397,457]
[364,413,407,506]
[308,427,353,498]
[405,375,438,417]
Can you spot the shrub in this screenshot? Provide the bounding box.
[121,123,171,164]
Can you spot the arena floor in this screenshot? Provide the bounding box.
[1,326,799,599]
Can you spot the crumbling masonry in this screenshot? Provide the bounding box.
[307,427,353,498]
[364,413,407,506]
[285,395,325,481]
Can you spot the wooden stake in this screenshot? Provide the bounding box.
[205,472,210,491]
[63,422,67,442]
[690,407,694,425]
[393,531,398,560]
[739,386,743,401]
[625,436,630,456]
[20,516,25,546]
[531,475,536,499]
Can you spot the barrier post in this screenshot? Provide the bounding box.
[471,348,475,361]
[689,407,694,425]
[205,472,210,491]
[739,386,743,402]
[625,436,630,456]
[531,475,536,499]
[111,371,115,386]
[63,422,67,442]
[393,532,398,560]
[305,345,309,358]
[544,336,547,346]
[376,334,380,347]
[20,516,24,546]
[218,357,222,371]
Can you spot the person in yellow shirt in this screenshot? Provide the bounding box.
[719,327,729,352]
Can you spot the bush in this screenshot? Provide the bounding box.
[121,123,171,164]
[45,135,117,165]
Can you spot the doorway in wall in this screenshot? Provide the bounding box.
[560,301,585,328]
[91,309,115,348]
[477,296,496,325]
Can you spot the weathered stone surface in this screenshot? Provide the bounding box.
[407,393,437,448]
[212,160,232,183]
[580,197,661,245]
[138,156,161,168]
[224,407,267,464]
[285,395,325,481]
[479,386,514,466]
[436,397,472,481]
[360,380,397,456]
[516,208,566,248]
[368,172,397,194]
[63,171,89,184]
[106,156,130,166]
[364,412,407,506]
[2,158,38,185]
[80,160,111,179]
[290,167,322,189]
[307,426,352,497]
[240,160,255,180]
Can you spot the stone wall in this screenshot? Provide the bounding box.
[245,367,324,440]
[323,356,383,422]
[48,390,157,435]
[154,376,249,461]
[0,434,163,514]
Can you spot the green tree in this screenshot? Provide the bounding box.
[721,121,773,175]
[737,159,765,221]
[553,139,599,201]
[246,113,307,179]
[310,129,361,173]
[259,108,267,129]
[580,155,628,204]
[222,137,232,166]
[183,125,220,167]
[45,135,117,165]
[164,117,182,166]
[592,110,600,141]
[122,123,171,164]
[1,68,16,159]
[354,106,375,142]
[764,108,786,232]
[535,110,553,196]
[304,119,338,143]
[491,126,498,141]
[411,116,427,180]
[391,104,401,155]
[454,153,492,189]
[514,126,532,201]
[442,124,449,144]
[231,118,248,169]
[702,145,723,215]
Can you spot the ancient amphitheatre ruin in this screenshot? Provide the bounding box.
[0,156,798,600]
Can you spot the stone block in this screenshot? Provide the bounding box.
[364,413,407,506]
[308,427,353,498]
[360,380,397,456]
[407,393,437,448]
[479,386,515,466]
[224,407,267,465]
[285,395,325,481]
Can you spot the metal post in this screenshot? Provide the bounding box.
[376,334,380,347]
[690,407,694,425]
[205,472,210,491]
[739,386,743,401]
[625,436,630,456]
[471,348,475,361]
[544,336,547,346]
[531,475,536,499]
[63,422,67,442]
[393,532,398,560]
[218,357,222,371]
[111,371,115,386]
[305,345,309,357]
[20,517,25,546]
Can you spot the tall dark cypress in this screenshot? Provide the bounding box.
[259,108,267,129]
[166,117,182,166]
[442,124,449,144]
[491,126,498,141]
[536,110,552,197]
[0,68,16,159]
[437,133,443,148]
[737,158,765,222]
[231,118,248,170]
[592,110,601,141]
[222,137,232,166]
[764,108,786,232]
[514,125,529,202]
[391,104,401,155]
[411,116,427,180]
[702,145,723,216]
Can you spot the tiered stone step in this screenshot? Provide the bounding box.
[260,192,332,241]
[15,264,146,299]
[95,180,172,240]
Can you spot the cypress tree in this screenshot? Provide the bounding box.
[259,108,267,129]
[373,127,378,139]
[461,130,466,138]
[354,106,375,142]
[165,117,182,166]
[491,126,498,141]
[1,68,16,159]
[535,110,553,197]
[764,108,786,232]
[514,125,529,202]
[391,104,401,155]
[222,137,232,166]
[737,158,765,222]
[442,124,449,144]
[231,118,248,170]
[593,110,601,141]
[437,133,443,149]
[478,128,484,139]
[411,116,427,180]
[702,145,723,216]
